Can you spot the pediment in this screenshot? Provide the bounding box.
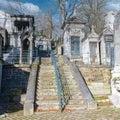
[103,27,113,35]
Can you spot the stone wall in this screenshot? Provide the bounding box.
[2,64,30,92]
[0,64,2,92]
[78,66,111,95]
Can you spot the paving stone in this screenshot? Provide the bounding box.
[2,107,120,120]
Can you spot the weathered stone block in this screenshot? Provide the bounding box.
[24,102,34,116]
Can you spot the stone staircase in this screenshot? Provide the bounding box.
[35,57,59,112]
[57,56,86,110]
[77,66,112,108]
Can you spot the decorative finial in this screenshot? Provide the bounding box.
[91,25,95,33]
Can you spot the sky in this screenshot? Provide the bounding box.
[0,0,56,14]
[0,0,120,15]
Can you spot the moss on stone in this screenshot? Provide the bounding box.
[112,77,120,81]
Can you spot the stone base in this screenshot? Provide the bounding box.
[110,66,120,107]
[24,102,34,116]
[111,66,120,78]
[109,95,120,108]
[111,66,120,95]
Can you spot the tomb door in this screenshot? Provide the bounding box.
[89,42,97,63]
[22,38,30,63]
[71,36,80,56]
[105,41,113,66]
[104,35,114,66]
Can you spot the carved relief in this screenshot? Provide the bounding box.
[70,29,81,36]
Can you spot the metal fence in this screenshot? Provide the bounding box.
[1,49,38,65]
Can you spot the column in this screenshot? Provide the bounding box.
[19,35,22,64]
[109,19,120,108]
[29,39,33,64]
[19,47,22,64]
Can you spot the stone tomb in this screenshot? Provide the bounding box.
[82,26,100,64]
[62,18,85,61]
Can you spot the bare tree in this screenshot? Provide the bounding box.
[57,0,79,24]
[77,0,107,33]
[36,1,61,39]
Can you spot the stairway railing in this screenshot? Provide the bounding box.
[49,49,63,112]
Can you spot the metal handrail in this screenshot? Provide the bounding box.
[49,49,63,112]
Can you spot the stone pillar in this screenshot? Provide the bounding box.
[19,47,22,64]
[19,34,22,64]
[109,18,120,108]
[57,45,62,55]
[29,39,33,64]
[97,42,100,64]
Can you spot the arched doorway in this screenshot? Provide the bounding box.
[22,38,30,50]
[22,39,30,63]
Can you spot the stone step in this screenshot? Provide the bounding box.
[64,86,80,90]
[38,77,55,80]
[36,95,58,101]
[65,104,86,110]
[36,100,59,111]
[39,69,54,72]
[36,92,58,97]
[62,81,78,85]
[37,85,57,89]
[56,56,87,111]
[36,92,58,96]
[61,67,71,70]
[62,72,72,75]
[37,83,57,88]
[40,65,54,68]
[39,68,54,71]
[37,81,56,86]
[60,74,73,77]
[61,80,76,84]
[37,84,57,88]
[38,74,55,77]
[36,88,58,93]
[38,70,55,74]
[37,79,56,83]
[39,74,55,77]
[37,78,56,81]
[60,82,78,86]
[61,86,79,92]
[68,98,84,105]
[38,77,55,79]
[36,100,59,105]
[70,91,82,96]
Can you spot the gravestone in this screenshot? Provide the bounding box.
[109,17,120,108]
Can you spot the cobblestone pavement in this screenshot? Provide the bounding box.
[1,107,120,120]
